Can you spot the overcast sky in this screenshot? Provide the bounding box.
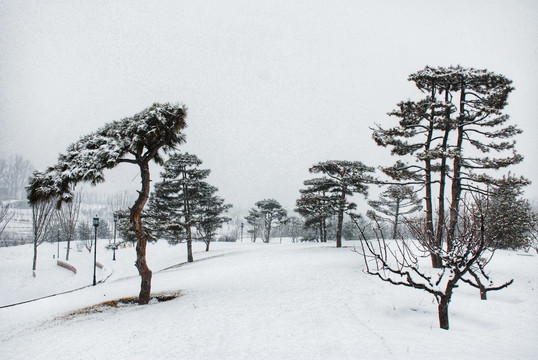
[1,0,537,212]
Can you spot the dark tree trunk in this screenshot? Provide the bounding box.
[448,84,466,252]
[425,85,442,268]
[336,188,346,248]
[425,123,441,267]
[480,287,487,300]
[438,295,450,330]
[187,236,193,262]
[182,169,194,263]
[435,129,450,256]
[392,198,400,239]
[470,270,488,300]
[205,239,210,252]
[320,217,327,242]
[132,161,153,305]
[32,240,38,276]
[66,238,71,261]
[438,277,458,330]
[266,217,272,243]
[435,89,451,255]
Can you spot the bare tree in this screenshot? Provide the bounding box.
[0,155,34,200]
[0,202,14,241]
[32,200,56,277]
[108,190,136,213]
[353,194,512,330]
[368,185,422,239]
[57,191,83,260]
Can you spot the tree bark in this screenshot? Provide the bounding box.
[435,89,451,256]
[182,169,194,263]
[438,295,450,330]
[425,123,441,267]
[425,86,442,268]
[66,238,71,261]
[319,217,327,242]
[32,240,38,277]
[132,161,153,305]
[392,198,400,239]
[336,188,346,248]
[448,83,466,252]
[187,231,194,262]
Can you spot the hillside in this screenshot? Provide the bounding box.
[1,240,537,359]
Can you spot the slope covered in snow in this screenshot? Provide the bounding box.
[1,240,537,359]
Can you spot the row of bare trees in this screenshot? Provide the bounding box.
[0,155,33,200]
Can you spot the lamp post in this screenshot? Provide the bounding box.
[113,213,118,261]
[92,215,99,286]
[240,223,244,243]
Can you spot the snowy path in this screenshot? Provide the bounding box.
[1,242,537,359]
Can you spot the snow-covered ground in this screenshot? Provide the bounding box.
[1,239,537,359]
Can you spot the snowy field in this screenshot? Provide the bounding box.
[1,239,537,359]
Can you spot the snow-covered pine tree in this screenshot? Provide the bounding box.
[194,182,232,251]
[485,175,534,250]
[295,178,339,243]
[367,185,422,239]
[373,66,524,267]
[149,152,230,261]
[246,199,287,243]
[245,208,263,242]
[27,103,188,304]
[308,161,375,248]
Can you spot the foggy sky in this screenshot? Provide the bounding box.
[1,0,537,212]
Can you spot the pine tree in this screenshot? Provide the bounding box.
[368,185,422,239]
[246,199,287,243]
[309,161,375,248]
[27,103,188,304]
[194,182,232,251]
[485,175,534,249]
[149,152,231,261]
[373,66,524,267]
[245,209,263,242]
[295,178,339,243]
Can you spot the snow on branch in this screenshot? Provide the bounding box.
[27,103,187,206]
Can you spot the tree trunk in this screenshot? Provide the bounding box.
[471,270,488,300]
[181,168,194,262]
[438,295,450,330]
[435,89,452,254]
[448,83,466,252]
[132,161,153,305]
[187,230,194,262]
[66,237,71,261]
[205,239,210,252]
[425,132,441,267]
[336,188,346,248]
[392,198,400,239]
[319,217,327,242]
[32,239,38,277]
[266,215,272,243]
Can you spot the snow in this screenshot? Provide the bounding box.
[1,239,537,359]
